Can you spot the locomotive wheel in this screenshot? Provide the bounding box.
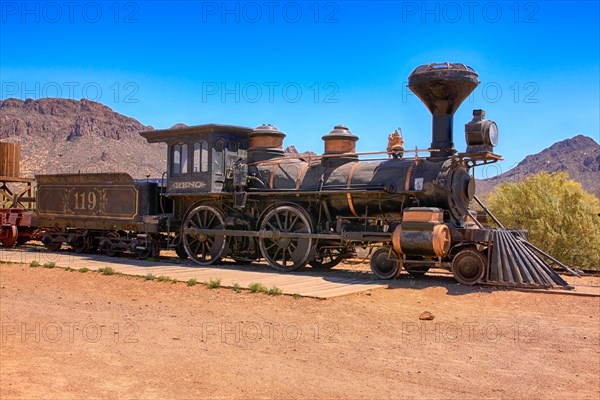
[175,242,189,259]
[309,247,345,269]
[101,232,120,257]
[71,235,89,253]
[452,248,487,285]
[259,205,313,272]
[182,205,227,265]
[370,246,401,279]
[44,242,61,251]
[0,226,18,247]
[136,246,153,260]
[42,230,62,251]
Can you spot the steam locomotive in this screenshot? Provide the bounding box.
[4,63,515,285]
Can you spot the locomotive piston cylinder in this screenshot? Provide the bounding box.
[392,207,451,257]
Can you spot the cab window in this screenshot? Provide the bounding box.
[193,141,209,173]
[214,140,224,176]
[172,143,188,175]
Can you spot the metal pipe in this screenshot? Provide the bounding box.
[516,237,582,277]
[473,195,505,229]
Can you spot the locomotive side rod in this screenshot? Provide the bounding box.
[184,227,341,240]
[183,228,393,242]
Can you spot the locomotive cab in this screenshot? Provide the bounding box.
[140,124,252,195]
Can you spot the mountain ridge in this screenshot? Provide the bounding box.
[478,135,600,197]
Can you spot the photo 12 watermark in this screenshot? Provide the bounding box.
[1,81,140,103]
[0,246,78,266]
[201,81,339,103]
[402,81,540,104]
[196,321,339,344]
[400,320,539,344]
[1,321,139,344]
[400,1,540,24]
[1,1,140,24]
[200,1,340,24]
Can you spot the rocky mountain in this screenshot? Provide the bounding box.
[477,135,600,197]
[284,145,317,157]
[0,98,166,178]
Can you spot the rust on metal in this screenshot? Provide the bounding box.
[432,224,451,257]
[403,207,444,223]
[0,142,21,178]
[346,162,361,217]
[322,125,359,155]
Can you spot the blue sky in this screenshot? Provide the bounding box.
[1,1,599,178]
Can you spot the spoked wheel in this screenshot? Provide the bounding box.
[175,242,189,259]
[0,226,18,247]
[259,205,313,272]
[100,232,120,257]
[309,246,345,269]
[452,248,487,285]
[182,205,227,265]
[370,246,402,279]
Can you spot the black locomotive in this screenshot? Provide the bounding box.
[21,62,571,288]
[140,62,500,284]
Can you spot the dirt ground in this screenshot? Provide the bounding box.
[1,260,599,400]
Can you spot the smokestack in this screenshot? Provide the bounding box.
[408,63,479,158]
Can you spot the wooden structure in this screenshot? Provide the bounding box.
[0,176,35,209]
[0,142,21,178]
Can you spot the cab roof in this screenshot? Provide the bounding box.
[139,123,253,143]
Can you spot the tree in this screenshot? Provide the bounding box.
[487,172,600,270]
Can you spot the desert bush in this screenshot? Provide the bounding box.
[248,282,266,293]
[487,171,600,269]
[204,278,221,289]
[98,267,114,275]
[187,278,198,286]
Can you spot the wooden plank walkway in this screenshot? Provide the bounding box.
[0,248,388,299]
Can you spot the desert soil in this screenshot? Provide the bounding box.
[1,260,599,400]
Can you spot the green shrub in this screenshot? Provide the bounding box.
[204,278,221,289]
[267,286,282,296]
[248,282,266,293]
[488,171,600,269]
[43,262,56,269]
[79,267,89,273]
[156,275,172,282]
[29,261,40,268]
[145,272,155,281]
[232,283,242,293]
[187,278,198,286]
[98,267,114,275]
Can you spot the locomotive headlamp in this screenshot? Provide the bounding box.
[465,109,498,153]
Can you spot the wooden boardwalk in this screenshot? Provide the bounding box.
[0,248,388,299]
